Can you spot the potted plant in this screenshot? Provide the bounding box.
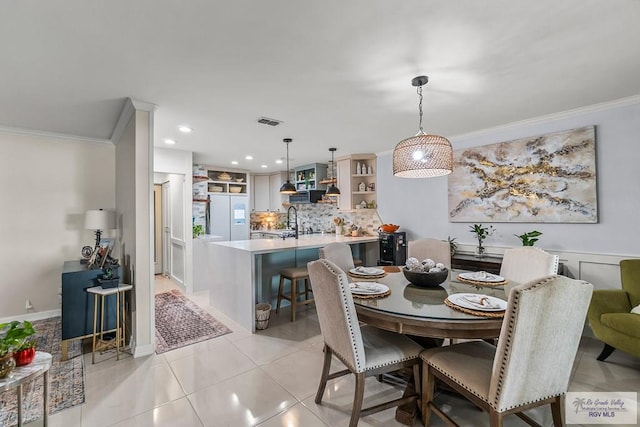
[469,224,495,258]
[515,230,542,246]
[447,236,458,257]
[0,320,37,369]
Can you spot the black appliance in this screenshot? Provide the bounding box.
[378,231,407,266]
[289,190,325,204]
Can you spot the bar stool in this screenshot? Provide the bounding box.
[276,266,313,322]
[86,284,133,364]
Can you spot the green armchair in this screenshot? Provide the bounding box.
[588,259,640,361]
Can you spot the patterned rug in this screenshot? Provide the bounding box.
[155,290,232,354]
[0,316,84,426]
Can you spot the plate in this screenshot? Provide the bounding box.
[447,293,507,311]
[349,267,385,276]
[350,282,389,295]
[458,271,505,283]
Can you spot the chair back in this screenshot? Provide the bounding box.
[488,275,593,412]
[307,259,366,372]
[407,238,451,268]
[499,247,558,285]
[621,259,640,307]
[318,243,355,274]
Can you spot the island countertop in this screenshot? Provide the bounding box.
[211,234,379,254]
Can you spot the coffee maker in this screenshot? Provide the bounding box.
[378,231,407,266]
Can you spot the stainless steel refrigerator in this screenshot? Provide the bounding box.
[208,193,250,241]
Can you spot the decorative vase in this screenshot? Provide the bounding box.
[0,353,16,379]
[335,225,343,235]
[475,245,486,258]
[13,347,36,366]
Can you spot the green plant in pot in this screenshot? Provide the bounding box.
[515,230,542,246]
[469,224,495,258]
[447,236,458,257]
[0,320,37,371]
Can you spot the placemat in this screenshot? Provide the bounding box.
[351,289,391,299]
[444,297,505,318]
[382,266,401,273]
[456,275,508,287]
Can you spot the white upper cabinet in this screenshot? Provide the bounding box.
[253,175,270,212]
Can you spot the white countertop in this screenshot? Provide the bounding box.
[211,234,378,254]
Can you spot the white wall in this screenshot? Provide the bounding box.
[378,99,640,288]
[0,132,115,320]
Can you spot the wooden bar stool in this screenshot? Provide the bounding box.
[86,284,133,364]
[276,266,313,322]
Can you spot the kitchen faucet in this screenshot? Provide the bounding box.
[287,205,298,239]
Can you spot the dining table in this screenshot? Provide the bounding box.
[350,268,512,425]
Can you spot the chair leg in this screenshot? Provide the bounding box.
[350,372,366,427]
[489,410,504,427]
[550,396,563,427]
[315,344,332,404]
[305,278,311,300]
[596,343,615,361]
[421,364,435,426]
[290,278,297,322]
[413,364,421,398]
[276,275,285,315]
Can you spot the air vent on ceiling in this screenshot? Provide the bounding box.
[257,117,283,126]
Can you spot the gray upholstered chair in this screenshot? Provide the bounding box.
[307,259,423,427]
[407,238,451,268]
[318,243,356,274]
[420,275,593,427]
[500,247,559,285]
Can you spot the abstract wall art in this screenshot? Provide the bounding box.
[448,126,597,223]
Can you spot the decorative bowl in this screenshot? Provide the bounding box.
[402,267,449,288]
[229,186,242,193]
[235,178,244,182]
[218,172,232,181]
[380,224,400,233]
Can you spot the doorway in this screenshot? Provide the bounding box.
[153,184,163,275]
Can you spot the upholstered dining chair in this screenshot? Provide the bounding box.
[500,247,559,290]
[307,259,423,427]
[420,275,593,427]
[318,243,356,274]
[408,238,451,268]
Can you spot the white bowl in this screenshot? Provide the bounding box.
[229,187,242,193]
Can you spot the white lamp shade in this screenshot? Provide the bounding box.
[85,209,116,230]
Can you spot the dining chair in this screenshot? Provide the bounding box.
[318,242,356,274]
[420,275,593,427]
[500,247,559,289]
[407,238,451,268]
[307,259,423,427]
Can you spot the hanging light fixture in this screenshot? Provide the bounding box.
[325,147,341,197]
[279,138,297,194]
[393,76,453,178]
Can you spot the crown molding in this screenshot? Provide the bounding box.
[0,125,111,144]
[111,98,158,145]
[376,94,640,156]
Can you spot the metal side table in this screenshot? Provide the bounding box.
[86,284,133,364]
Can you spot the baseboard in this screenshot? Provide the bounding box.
[132,343,155,358]
[0,309,61,324]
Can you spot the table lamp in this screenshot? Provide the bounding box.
[85,209,116,247]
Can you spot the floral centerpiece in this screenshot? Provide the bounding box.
[333,216,344,235]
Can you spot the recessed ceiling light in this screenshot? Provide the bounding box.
[231,161,239,165]
[177,125,192,133]
[245,155,253,160]
[275,159,283,164]
[164,138,176,145]
[261,164,268,168]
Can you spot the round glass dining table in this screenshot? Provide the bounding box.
[352,271,509,340]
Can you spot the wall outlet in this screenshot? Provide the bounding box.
[25,299,33,311]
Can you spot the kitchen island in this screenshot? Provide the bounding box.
[208,234,379,332]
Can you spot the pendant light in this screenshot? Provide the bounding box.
[279,138,297,194]
[325,147,341,197]
[393,76,453,178]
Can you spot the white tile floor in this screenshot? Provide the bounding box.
[40,276,640,427]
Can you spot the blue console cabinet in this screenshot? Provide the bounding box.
[61,260,120,341]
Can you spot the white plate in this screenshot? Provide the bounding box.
[350,282,389,295]
[349,267,385,276]
[458,271,505,283]
[447,293,507,311]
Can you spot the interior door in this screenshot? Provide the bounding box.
[153,184,163,274]
[162,181,171,276]
[169,174,186,285]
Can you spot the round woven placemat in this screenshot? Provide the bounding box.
[351,289,391,299]
[348,272,387,280]
[381,266,401,273]
[444,298,505,318]
[456,275,508,287]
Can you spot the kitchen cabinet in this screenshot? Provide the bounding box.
[251,172,288,212]
[269,172,288,212]
[253,175,270,212]
[293,163,328,192]
[336,153,377,211]
[206,169,248,194]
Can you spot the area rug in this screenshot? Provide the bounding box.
[0,316,84,426]
[155,289,232,354]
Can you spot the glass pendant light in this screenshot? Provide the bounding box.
[325,147,341,197]
[279,138,297,194]
[393,76,453,178]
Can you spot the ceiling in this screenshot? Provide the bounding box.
[2,1,640,172]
